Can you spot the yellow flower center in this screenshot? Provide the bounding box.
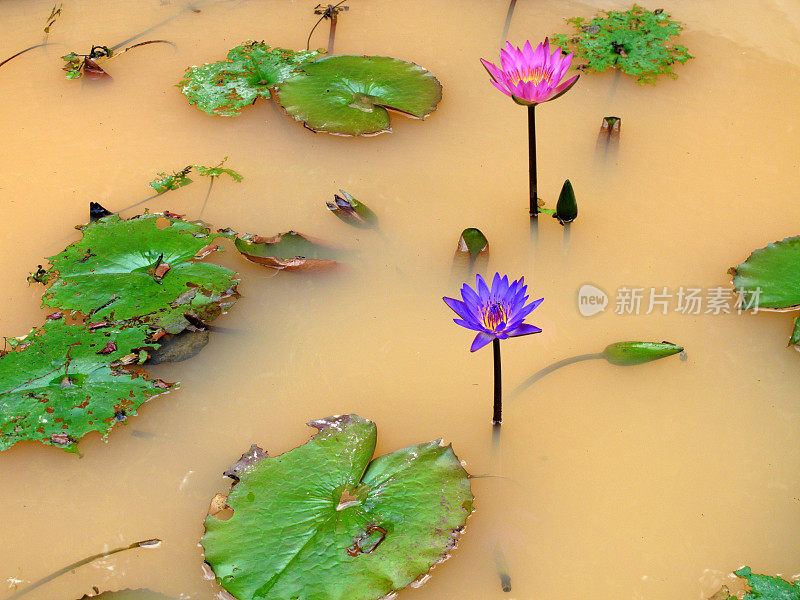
[482,302,508,332]
[509,67,553,87]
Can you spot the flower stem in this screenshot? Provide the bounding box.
[492,338,502,425]
[528,104,538,218]
[511,353,604,398]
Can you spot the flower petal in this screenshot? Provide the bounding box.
[476,274,490,301]
[470,332,495,352]
[507,323,542,337]
[443,296,472,321]
[454,318,484,332]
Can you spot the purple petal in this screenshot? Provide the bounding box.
[491,273,503,297]
[490,79,514,98]
[470,332,495,352]
[476,274,490,301]
[507,323,542,337]
[543,74,579,103]
[454,318,483,332]
[443,296,472,321]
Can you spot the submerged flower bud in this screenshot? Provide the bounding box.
[602,341,683,366]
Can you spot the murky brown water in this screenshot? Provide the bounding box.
[2,1,799,599]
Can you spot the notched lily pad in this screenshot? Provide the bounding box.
[276,55,443,136]
[234,231,344,272]
[730,235,800,310]
[0,321,174,453]
[457,228,488,261]
[179,42,323,117]
[42,213,240,333]
[202,414,473,600]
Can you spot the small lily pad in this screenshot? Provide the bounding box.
[179,42,323,117]
[457,228,488,261]
[42,213,240,333]
[276,55,443,136]
[234,231,342,271]
[735,567,800,600]
[0,321,174,453]
[730,235,800,310]
[202,414,473,600]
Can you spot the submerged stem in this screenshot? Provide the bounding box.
[527,104,538,218]
[492,338,502,425]
[0,44,49,69]
[7,539,161,600]
[511,353,604,399]
[328,12,338,54]
[501,0,517,43]
[198,176,215,219]
[113,192,161,215]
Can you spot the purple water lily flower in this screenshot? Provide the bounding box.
[443,273,543,352]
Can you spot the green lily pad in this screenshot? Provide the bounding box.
[149,166,193,194]
[276,55,443,136]
[202,414,473,600]
[457,228,489,261]
[0,320,174,453]
[730,235,800,310]
[179,42,323,117]
[42,213,240,333]
[602,341,683,366]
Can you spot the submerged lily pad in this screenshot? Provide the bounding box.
[0,320,174,453]
[234,231,342,271]
[179,42,322,117]
[276,55,443,136]
[202,415,473,600]
[730,235,800,310]
[42,213,240,333]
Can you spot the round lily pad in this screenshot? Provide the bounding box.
[276,55,443,136]
[180,42,322,117]
[731,235,800,310]
[43,213,240,333]
[202,415,473,600]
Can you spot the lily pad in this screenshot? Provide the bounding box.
[234,231,343,271]
[0,320,174,453]
[42,213,240,333]
[457,228,489,261]
[202,415,473,600]
[179,42,323,117]
[730,235,800,310]
[735,567,800,600]
[276,55,443,136]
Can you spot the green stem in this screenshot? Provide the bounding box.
[7,539,160,600]
[511,353,604,398]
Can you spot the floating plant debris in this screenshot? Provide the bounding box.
[40,213,240,333]
[234,231,344,271]
[326,189,377,228]
[62,41,174,80]
[43,3,62,35]
[150,166,193,194]
[276,55,443,136]
[77,591,177,600]
[552,5,693,84]
[202,415,473,600]
[0,321,174,453]
[180,42,323,117]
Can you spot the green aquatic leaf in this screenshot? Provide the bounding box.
[202,414,473,600]
[457,228,488,260]
[602,341,683,366]
[326,190,377,228]
[42,213,240,333]
[179,42,323,117]
[61,51,83,79]
[234,231,343,271]
[735,567,800,600]
[149,166,193,194]
[276,55,443,136]
[0,320,174,453]
[195,157,243,182]
[552,5,693,84]
[730,235,800,310]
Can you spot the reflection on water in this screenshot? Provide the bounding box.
[1,1,800,599]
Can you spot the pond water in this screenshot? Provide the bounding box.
[1,0,799,599]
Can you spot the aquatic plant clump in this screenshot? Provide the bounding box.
[179,42,323,117]
[552,5,693,84]
[0,320,174,453]
[276,55,443,136]
[41,213,240,333]
[202,414,473,600]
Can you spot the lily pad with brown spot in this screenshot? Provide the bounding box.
[0,321,174,453]
[233,231,343,272]
[202,415,473,600]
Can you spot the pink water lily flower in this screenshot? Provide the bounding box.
[481,38,579,106]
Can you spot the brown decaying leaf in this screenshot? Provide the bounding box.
[83,57,111,80]
[236,232,339,272]
[223,443,269,480]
